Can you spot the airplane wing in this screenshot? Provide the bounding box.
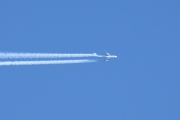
[106,52,110,56]
[104,51,110,56]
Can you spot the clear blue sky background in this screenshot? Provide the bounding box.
[0,0,180,120]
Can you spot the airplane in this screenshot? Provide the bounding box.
[97,52,117,61]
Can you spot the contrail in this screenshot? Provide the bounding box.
[0,52,98,59]
[0,59,96,66]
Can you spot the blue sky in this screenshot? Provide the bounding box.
[0,0,180,120]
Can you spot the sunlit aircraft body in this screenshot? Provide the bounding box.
[97,52,117,61]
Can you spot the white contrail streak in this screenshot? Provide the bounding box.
[0,59,96,66]
[0,53,98,59]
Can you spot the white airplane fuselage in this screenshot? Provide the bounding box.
[106,55,117,59]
